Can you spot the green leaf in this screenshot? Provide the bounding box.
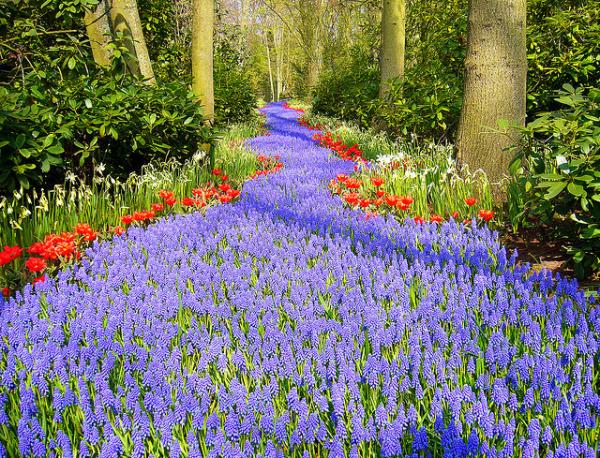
[567,182,585,197]
[543,181,567,200]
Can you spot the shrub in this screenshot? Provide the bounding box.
[0,72,213,193]
[509,84,600,278]
[374,62,463,142]
[312,47,380,128]
[214,41,258,124]
[0,0,213,194]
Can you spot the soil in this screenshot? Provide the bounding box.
[501,227,600,290]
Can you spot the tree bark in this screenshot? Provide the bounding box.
[85,0,113,67]
[379,0,405,98]
[456,0,527,183]
[109,0,156,84]
[192,0,215,120]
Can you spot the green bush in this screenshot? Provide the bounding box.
[375,62,463,142]
[312,47,380,128]
[214,40,258,124]
[527,0,600,114]
[0,0,213,195]
[509,84,600,278]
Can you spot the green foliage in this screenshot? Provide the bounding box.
[527,0,600,113]
[0,0,213,195]
[375,63,463,142]
[312,46,380,128]
[214,38,258,124]
[509,85,600,277]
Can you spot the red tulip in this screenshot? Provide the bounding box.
[2,287,9,298]
[25,257,46,273]
[479,209,495,222]
[212,168,222,176]
[159,190,174,200]
[400,196,414,206]
[465,197,477,207]
[370,177,384,187]
[414,216,425,224]
[121,215,133,225]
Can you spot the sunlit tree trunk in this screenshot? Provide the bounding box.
[379,0,405,97]
[85,0,113,67]
[456,0,527,182]
[109,0,156,84]
[192,0,215,120]
[264,32,275,102]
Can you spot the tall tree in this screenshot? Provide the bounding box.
[85,0,113,67]
[379,0,406,98]
[110,0,156,84]
[192,0,215,120]
[456,0,527,182]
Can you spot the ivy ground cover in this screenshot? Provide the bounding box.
[1,103,599,457]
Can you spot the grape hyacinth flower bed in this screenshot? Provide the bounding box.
[0,102,599,457]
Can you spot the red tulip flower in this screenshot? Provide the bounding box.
[370,177,384,187]
[113,226,125,236]
[479,209,495,222]
[33,275,45,285]
[2,287,9,298]
[212,168,222,176]
[465,197,477,207]
[430,214,444,223]
[165,197,177,206]
[376,190,385,198]
[121,215,133,225]
[400,196,414,206]
[182,197,195,207]
[151,203,164,213]
[159,190,174,200]
[25,257,46,273]
[414,216,425,224]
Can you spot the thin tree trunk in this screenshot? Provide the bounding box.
[109,0,156,84]
[265,33,275,102]
[85,0,113,67]
[456,0,527,183]
[192,0,215,120]
[379,0,405,98]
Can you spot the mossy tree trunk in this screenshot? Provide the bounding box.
[379,0,405,98]
[85,0,113,67]
[109,0,156,84]
[456,0,527,183]
[192,0,215,120]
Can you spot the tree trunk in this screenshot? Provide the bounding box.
[192,0,215,120]
[379,0,405,98]
[109,0,156,84]
[265,33,275,102]
[85,0,113,67]
[456,0,527,183]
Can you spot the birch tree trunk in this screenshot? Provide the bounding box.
[379,0,405,98]
[456,0,527,183]
[85,0,113,67]
[109,0,156,84]
[192,0,215,120]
